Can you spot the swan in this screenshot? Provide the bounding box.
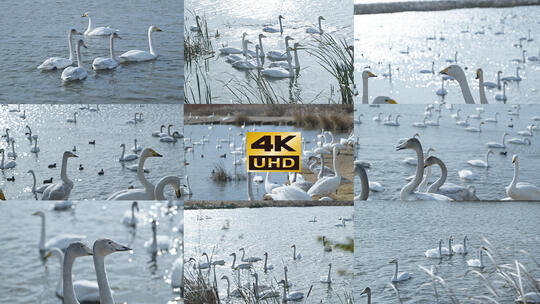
[189,16,201,32]
[278,280,304,301]
[501,67,522,82]
[262,50,294,78]
[62,242,95,304]
[239,247,261,263]
[229,252,252,270]
[320,263,332,284]
[485,112,499,123]
[92,32,121,70]
[458,169,477,181]
[291,244,302,260]
[263,252,274,272]
[425,239,444,258]
[420,61,435,74]
[41,151,78,200]
[512,50,527,63]
[468,149,493,167]
[268,42,301,69]
[451,109,461,120]
[107,148,163,200]
[476,68,489,104]
[67,112,77,123]
[119,26,162,62]
[515,292,540,304]
[82,12,119,36]
[452,236,468,255]
[436,78,447,96]
[61,40,88,82]
[425,115,441,126]
[152,125,165,137]
[32,211,85,254]
[266,184,311,200]
[232,44,260,70]
[487,132,509,148]
[373,113,383,121]
[467,247,487,268]
[528,51,539,62]
[45,248,99,303]
[424,156,479,200]
[190,253,210,269]
[7,139,16,158]
[495,81,507,102]
[38,29,81,70]
[517,125,533,137]
[29,135,40,153]
[119,144,138,161]
[466,121,484,132]
[263,15,285,34]
[383,114,401,126]
[508,137,531,145]
[144,220,170,253]
[440,65,477,104]
[28,170,49,194]
[308,143,346,197]
[306,16,325,34]
[92,239,131,304]
[354,161,369,200]
[219,32,248,55]
[456,115,471,126]
[121,202,139,227]
[396,138,451,201]
[132,139,142,153]
[154,176,182,200]
[266,36,294,61]
[389,259,411,282]
[360,287,372,304]
[483,71,501,89]
[412,117,427,128]
[247,34,267,58]
[506,155,540,200]
[361,70,377,104]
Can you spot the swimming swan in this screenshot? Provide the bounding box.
[506,155,540,200]
[263,15,285,34]
[467,247,487,268]
[82,12,119,36]
[41,151,78,200]
[38,29,81,70]
[486,132,509,148]
[389,259,411,282]
[425,239,444,258]
[424,156,479,201]
[120,26,162,62]
[121,201,139,227]
[306,16,325,34]
[32,211,85,254]
[468,149,493,167]
[119,144,138,161]
[92,32,121,70]
[308,143,346,197]
[61,40,88,82]
[144,220,170,253]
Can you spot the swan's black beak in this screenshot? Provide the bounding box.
[117,245,131,252]
[395,142,407,151]
[440,67,449,75]
[175,189,181,198]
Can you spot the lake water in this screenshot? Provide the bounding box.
[354,5,540,104]
[184,206,353,302]
[0,104,183,200]
[354,104,540,200]
[184,0,353,104]
[354,200,540,303]
[0,0,183,104]
[0,201,184,303]
[184,123,350,201]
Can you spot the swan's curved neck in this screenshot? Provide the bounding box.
[109,35,116,59]
[39,215,46,251]
[54,252,64,295]
[427,158,447,193]
[258,36,264,55]
[155,176,179,200]
[60,154,74,188]
[231,253,236,268]
[63,252,79,304]
[318,18,323,32]
[326,264,332,281]
[68,31,75,62]
[292,246,296,259]
[479,249,484,267]
[293,48,300,68]
[419,163,431,192]
[485,151,491,166]
[332,146,341,178]
[497,72,501,88]
[247,172,254,200]
[148,27,156,56]
[137,155,155,194]
[355,165,369,200]
[85,17,93,35]
[510,159,519,189]
[224,277,230,296]
[120,145,126,159]
[501,133,507,146]
[393,262,399,281]
[94,255,115,304]
[455,69,476,104]
[264,254,268,271]
[400,141,424,200]
[0,151,4,167]
[76,41,83,68]
[278,18,283,34]
[478,73,488,104]
[362,76,369,104]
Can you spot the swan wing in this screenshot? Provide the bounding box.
[218,47,242,55]
[74,280,100,302]
[438,185,478,201]
[92,57,118,70]
[425,248,441,258]
[406,192,451,201]
[108,188,154,200]
[307,176,340,197]
[38,57,72,70]
[508,183,540,200]
[41,182,72,200]
[120,50,156,62]
[87,27,119,36]
[262,27,279,33]
[61,67,88,81]
[45,234,86,251]
[262,68,289,78]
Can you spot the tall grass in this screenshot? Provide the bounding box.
[307,33,354,104]
[223,71,300,104]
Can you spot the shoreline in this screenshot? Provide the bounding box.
[185,200,354,209]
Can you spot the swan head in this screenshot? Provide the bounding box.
[512,154,518,164]
[150,219,157,231]
[389,259,397,264]
[81,12,90,17]
[229,252,236,257]
[285,36,294,43]
[423,155,438,168]
[32,211,45,218]
[93,238,131,257]
[242,32,248,38]
[131,201,139,212]
[278,279,287,285]
[439,65,463,78]
[70,28,82,35]
[475,68,483,79]
[66,242,93,258]
[239,247,245,251]
[319,16,326,20]
[259,33,267,39]
[110,32,121,39]
[141,148,162,158]
[372,96,397,104]
[360,287,371,296]
[395,137,420,151]
[487,149,493,155]
[150,26,162,32]
[362,70,377,79]
[77,39,87,49]
[278,15,285,19]
[63,151,78,159]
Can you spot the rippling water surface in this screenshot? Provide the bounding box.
[355,6,540,104]
[0,0,183,104]
[354,200,540,303]
[185,206,353,302]
[0,201,183,303]
[354,104,540,200]
[0,104,183,200]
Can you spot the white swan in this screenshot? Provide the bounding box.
[278,280,304,301]
[82,12,119,36]
[291,244,302,260]
[383,114,401,126]
[266,184,311,200]
[320,263,332,283]
[108,148,163,200]
[92,33,121,70]
[92,239,131,304]
[239,247,262,263]
[483,71,501,89]
[396,138,450,201]
[361,70,377,104]
[28,170,49,194]
[67,112,78,123]
[425,115,441,126]
[458,169,477,181]
[485,112,499,123]
[144,220,170,253]
[61,40,88,82]
[232,45,260,70]
[263,15,285,34]
[119,144,138,162]
[262,50,294,78]
[452,236,468,255]
[412,117,427,128]
[420,61,435,74]
[506,155,540,200]
[440,65,477,104]
[517,125,533,137]
[501,67,522,82]
[467,247,487,268]
[508,137,531,145]
[424,156,479,200]
[456,115,471,126]
[468,149,493,167]
[229,252,252,270]
[436,78,447,96]
[38,29,81,70]
[41,151,78,200]
[32,211,85,254]
[0,149,16,169]
[390,259,411,282]
[486,132,509,148]
[120,26,162,62]
[263,252,274,272]
[425,239,443,258]
[308,143,346,197]
[219,32,248,55]
[62,242,95,304]
[465,121,484,132]
[121,202,139,227]
[45,247,99,303]
[266,36,294,61]
[306,16,325,34]
[268,42,301,69]
[495,81,507,102]
[189,16,201,32]
[154,176,182,200]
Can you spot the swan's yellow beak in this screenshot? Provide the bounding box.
[388,99,397,104]
[0,190,5,201]
[475,69,481,79]
[512,155,517,163]
[150,149,162,157]
[32,211,38,216]
[45,252,52,259]
[440,67,450,75]
[367,71,376,78]
[155,27,162,32]
[175,189,181,198]
[82,13,87,17]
